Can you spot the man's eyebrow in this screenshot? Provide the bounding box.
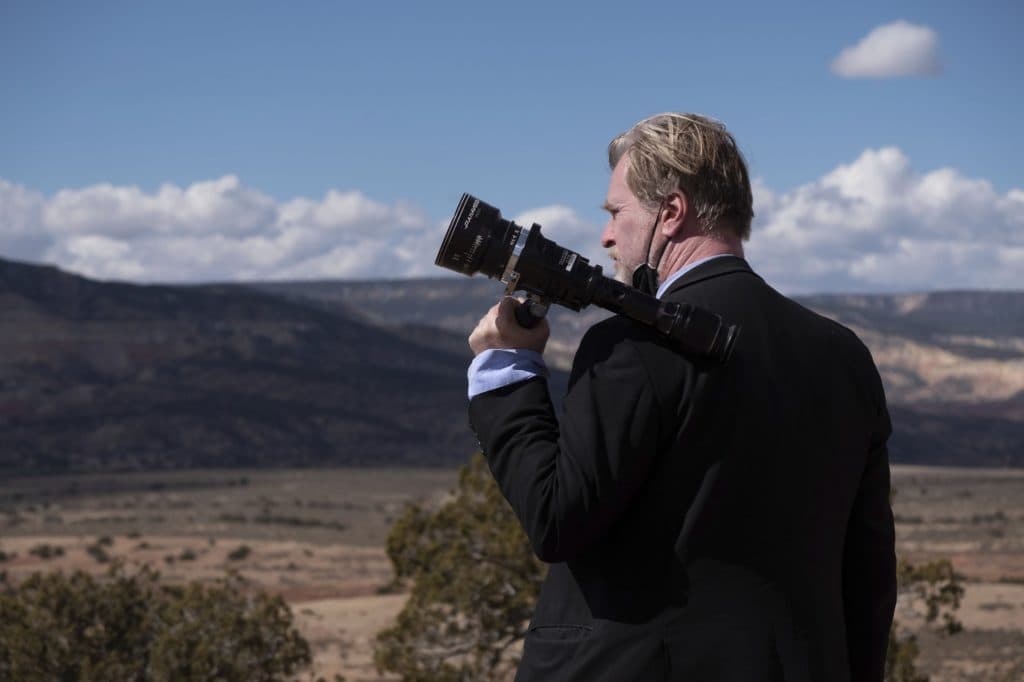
[601,201,618,212]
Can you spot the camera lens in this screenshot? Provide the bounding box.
[435,193,520,278]
[435,193,738,361]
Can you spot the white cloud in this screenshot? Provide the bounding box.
[1,152,1020,293]
[51,235,147,281]
[747,147,1023,292]
[43,176,278,238]
[0,177,443,283]
[831,20,941,78]
[0,180,48,259]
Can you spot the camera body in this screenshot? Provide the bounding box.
[435,193,738,362]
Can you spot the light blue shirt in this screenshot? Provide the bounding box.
[466,348,548,399]
[467,254,737,399]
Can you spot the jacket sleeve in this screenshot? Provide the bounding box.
[468,320,662,563]
[842,362,898,681]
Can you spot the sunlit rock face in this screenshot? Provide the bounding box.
[799,291,1024,405]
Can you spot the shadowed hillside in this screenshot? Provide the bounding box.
[0,258,482,474]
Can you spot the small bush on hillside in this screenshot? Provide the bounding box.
[228,545,252,561]
[28,544,64,560]
[86,544,111,564]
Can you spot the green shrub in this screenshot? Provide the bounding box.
[0,564,311,681]
[28,544,64,560]
[228,545,252,561]
[374,453,546,681]
[86,544,111,564]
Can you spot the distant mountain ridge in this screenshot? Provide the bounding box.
[1,257,1020,472]
[253,277,1024,468]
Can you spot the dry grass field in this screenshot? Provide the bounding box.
[1,465,1022,681]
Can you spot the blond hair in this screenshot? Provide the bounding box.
[608,113,754,240]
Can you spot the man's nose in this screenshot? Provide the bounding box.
[600,222,615,248]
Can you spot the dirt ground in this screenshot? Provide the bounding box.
[1,465,1022,681]
[888,466,1024,681]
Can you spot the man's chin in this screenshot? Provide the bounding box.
[612,265,631,285]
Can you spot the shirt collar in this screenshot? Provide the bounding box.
[655,254,738,299]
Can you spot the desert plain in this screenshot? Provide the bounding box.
[1,465,1022,681]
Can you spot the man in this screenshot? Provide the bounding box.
[467,113,896,681]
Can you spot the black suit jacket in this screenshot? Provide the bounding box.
[469,257,897,681]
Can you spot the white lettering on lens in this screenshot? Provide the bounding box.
[462,199,480,232]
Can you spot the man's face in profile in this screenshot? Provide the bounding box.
[601,156,656,285]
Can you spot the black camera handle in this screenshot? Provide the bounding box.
[514,295,550,328]
[502,273,550,328]
[501,226,551,328]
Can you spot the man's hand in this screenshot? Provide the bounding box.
[469,297,550,356]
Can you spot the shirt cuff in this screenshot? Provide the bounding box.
[467,348,548,399]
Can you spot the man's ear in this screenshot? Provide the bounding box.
[660,191,688,238]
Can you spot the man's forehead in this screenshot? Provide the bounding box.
[610,155,630,183]
[605,159,633,206]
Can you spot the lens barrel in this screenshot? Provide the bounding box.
[435,194,520,278]
[436,193,595,309]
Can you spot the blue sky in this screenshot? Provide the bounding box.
[1,0,1021,292]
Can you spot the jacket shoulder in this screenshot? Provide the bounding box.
[569,315,652,382]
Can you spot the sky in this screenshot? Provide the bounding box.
[1,0,1021,293]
